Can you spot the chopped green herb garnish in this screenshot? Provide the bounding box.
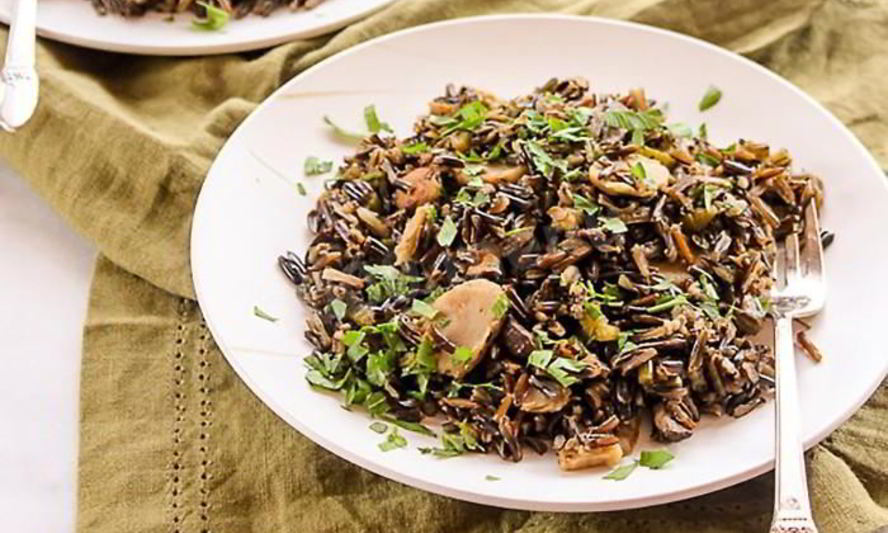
[411,298,439,319]
[253,305,278,322]
[603,461,638,480]
[192,1,229,31]
[572,193,599,216]
[604,109,664,130]
[647,294,688,313]
[485,475,501,481]
[329,298,347,321]
[304,156,333,176]
[631,161,647,182]
[639,449,675,469]
[363,265,423,303]
[504,226,533,237]
[699,122,708,140]
[523,140,566,179]
[384,417,436,437]
[369,421,388,434]
[437,216,458,247]
[667,122,693,137]
[528,349,554,369]
[464,165,485,178]
[600,217,628,234]
[323,115,365,143]
[491,293,510,319]
[450,346,474,367]
[695,152,721,167]
[401,141,429,154]
[441,100,488,135]
[305,368,351,391]
[295,182,307,196]
[429,114,458,127]
[364,104,393,134]
[545,357,587,387]
[698,86,722,112]
[378,427,408,452]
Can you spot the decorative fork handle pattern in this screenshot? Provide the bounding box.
[0,0,39,131]
[770,315,818,533]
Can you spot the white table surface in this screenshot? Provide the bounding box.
[0,163,95,532]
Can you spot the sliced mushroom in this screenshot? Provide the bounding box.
[501,318,535,359]
[548,206,582,231]
[432,279,506,377]
[465,250,502,277]
[321,267,365,289]
[556,438,623,471]
[356,206,390,237]
[394,167,441,210]
[394,207,428,265]
[627,154,671,189]
[519,379,570,413]
[652,402,693,442]
[615,416,641,455]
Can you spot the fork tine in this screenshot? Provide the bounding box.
[774,240,787,289]
[785,232,802,287]
[802,202,824,280]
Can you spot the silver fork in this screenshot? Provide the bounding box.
[769,202,826,533]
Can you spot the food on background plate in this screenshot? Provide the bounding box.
[279,78,824,471]
[89,0,326,24]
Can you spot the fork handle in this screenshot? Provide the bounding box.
[770,315,818,533]
[1,0,39,131]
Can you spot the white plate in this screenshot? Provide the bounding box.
[191,15,888,511]
[0,0,393,55]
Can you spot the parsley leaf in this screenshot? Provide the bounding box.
[528,349,554,369]
[485,475,501,481]
[647,294,688,313]
[698,86,722,112]
[329,299,347,321]
[491,293,510,319]
[631,161,647,183]
[323,115,364,143]
[253,305,278,322]
[437,216,458,247]
[401,141,429,154]
[364,104,393,134]
[698,122,708,140]
[192,1,229,31]
[304,156,333,176]
[696,152,721,167]
[667,122,693,137]
[378,427,408,452]
[441,100,488,135]
[450,346,474,367]
[411,298,439,319]
[363,265,423,303]
[600,217,628,234]
[603,461,638,480]
[572,193,599,216]
[384,417,436,437]
[295,182,306,196]
[639,449,675,469]
[523,140,565,179]
[369,421,388,434]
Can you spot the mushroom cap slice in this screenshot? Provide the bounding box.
[556,439,623,471]
[394,167,441,210]
[432,279,506,378]
[519,380,570,413]
[393,207,428,266]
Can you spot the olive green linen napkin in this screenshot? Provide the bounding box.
[1,1,887,531]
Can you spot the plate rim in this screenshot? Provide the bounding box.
[191,13,888,512]
[0,0,394,56]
